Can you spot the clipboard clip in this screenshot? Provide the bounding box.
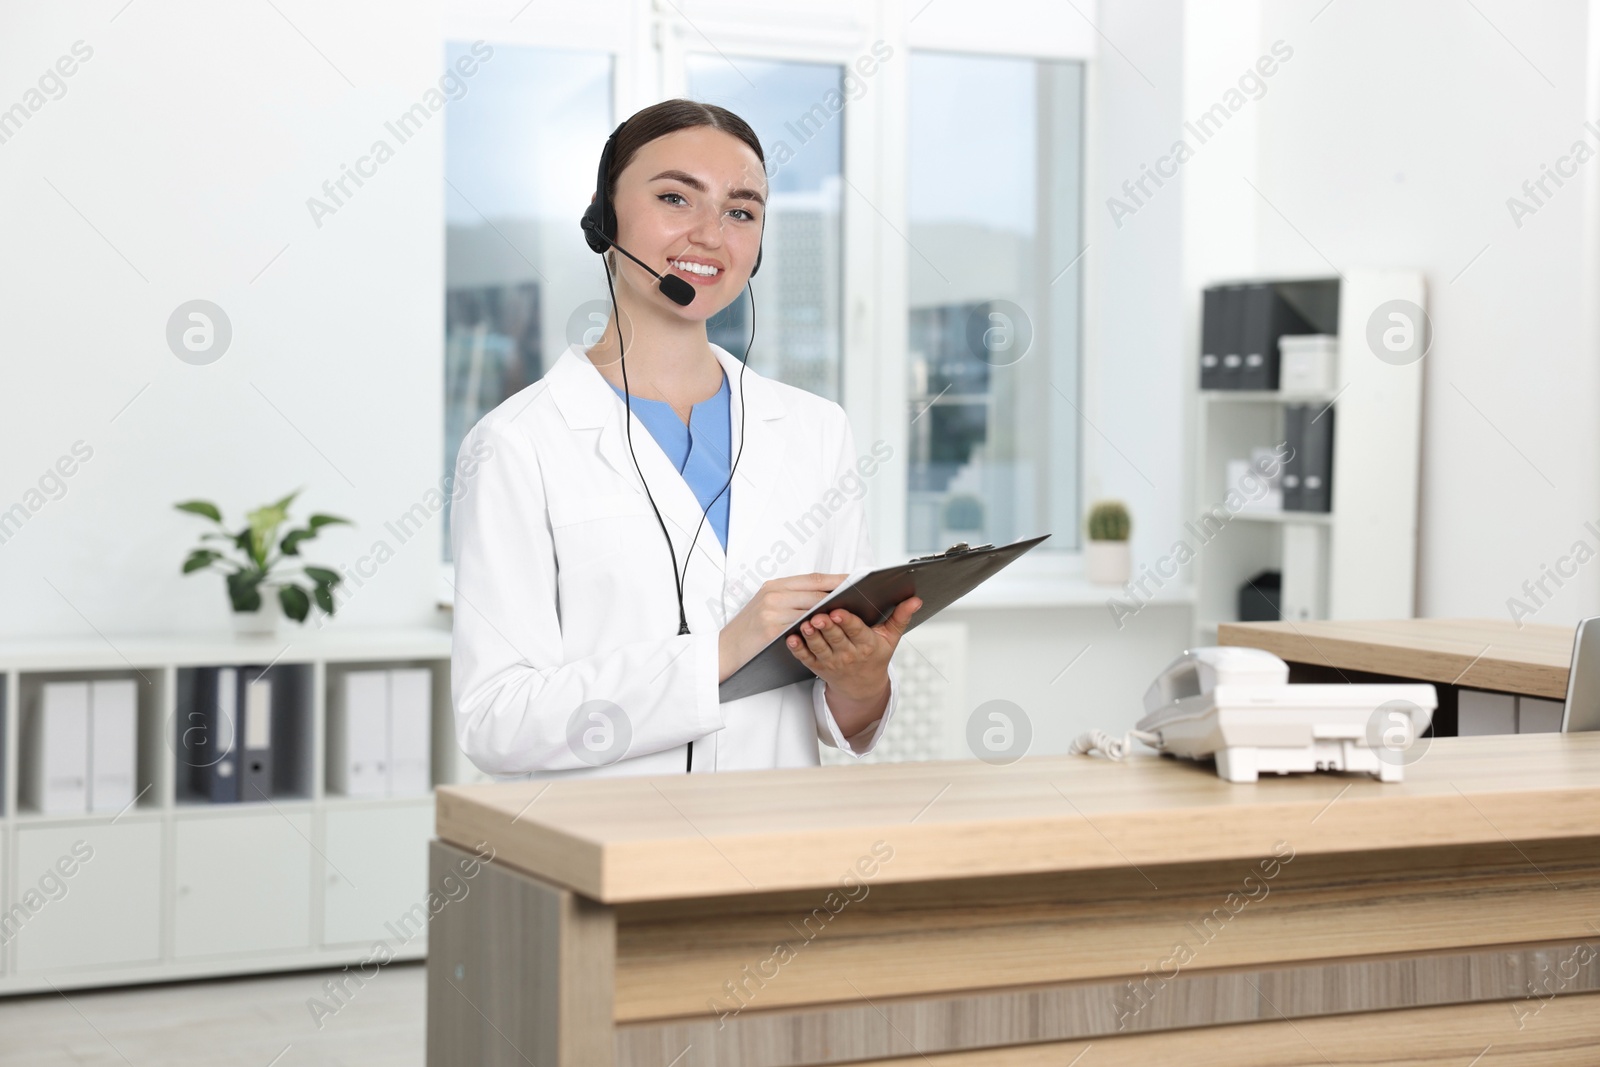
[910,541,995,563]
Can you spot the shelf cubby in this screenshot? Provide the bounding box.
[172,662,315,806]
[323,657,450,799]
[0,626,460,996]
[14,667,167,819]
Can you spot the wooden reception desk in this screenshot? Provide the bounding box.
[428,734,1600,1066]
[1219,618,1574,700]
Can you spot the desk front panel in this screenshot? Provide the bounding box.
[428,837,1600,1067]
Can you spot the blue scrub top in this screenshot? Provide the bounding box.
[608,371,733,551]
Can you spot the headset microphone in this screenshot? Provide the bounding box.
[580,216,696,307]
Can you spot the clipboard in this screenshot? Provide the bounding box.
[718,533,1051,702]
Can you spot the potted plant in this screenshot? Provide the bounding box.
[1084,500,1132,585]
[176,489,351,635]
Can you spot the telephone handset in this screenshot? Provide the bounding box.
[1142,646,1290,715]
[1071,646,1437,783]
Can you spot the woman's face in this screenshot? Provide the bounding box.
[607,125,767,322]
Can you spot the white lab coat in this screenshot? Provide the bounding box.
[449,341,900,779]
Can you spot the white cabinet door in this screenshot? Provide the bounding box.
[12,820,162,973]
[174,811,312,958]
[0,825,6,976]
[321,801,434,947]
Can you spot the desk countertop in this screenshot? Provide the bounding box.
[436,733,1600,903]
[1219,617,1574,698]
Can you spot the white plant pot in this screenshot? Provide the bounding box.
[231,591,282,637]
[1085,540,1131,585]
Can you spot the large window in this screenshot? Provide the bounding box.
[684,56,845,402]
[442,43,612,560]
[905,53,1084,552]
[437,22,1089,572]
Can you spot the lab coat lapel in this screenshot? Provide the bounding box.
[547,345,787,593]
[712,344,786,607]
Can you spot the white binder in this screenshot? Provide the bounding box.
[388,668,433,796]
[35,681,90,814]
[332,670,389,797]
[89,678,138,812]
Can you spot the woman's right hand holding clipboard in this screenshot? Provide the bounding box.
[716,572,920,685]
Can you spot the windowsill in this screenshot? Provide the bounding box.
[943,553,1193,610]
[435,556,1194,613]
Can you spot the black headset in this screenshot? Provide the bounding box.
[579,117,763,773]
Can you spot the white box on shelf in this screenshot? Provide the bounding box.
[1227,458,1282,513]
[388,668,433,796]
[1279,334,1338,393]
[89,678,138,813]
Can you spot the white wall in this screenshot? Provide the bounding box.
[1085,0,1188,577]
[1185,0,1600,624]
[0,0,447,637]
[945,600,1192,750]
[942,0,1193,755]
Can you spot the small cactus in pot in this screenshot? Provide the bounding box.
[1084,500,1132,584]
[1087,501,1131,542]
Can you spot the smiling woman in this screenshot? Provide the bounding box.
[447,99,922,781]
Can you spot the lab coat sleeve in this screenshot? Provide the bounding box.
[448,415,723,777]
[811,407,901,757]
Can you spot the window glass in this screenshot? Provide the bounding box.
[685,55,844,401]
[442,43,613,559]
[906,52,1084,552]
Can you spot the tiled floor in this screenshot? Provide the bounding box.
[0,962,425,1066]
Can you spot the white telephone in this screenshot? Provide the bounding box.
[1073,647,1437,783]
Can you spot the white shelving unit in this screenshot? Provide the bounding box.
[1192,270,1425,642]
[0,626,483,996]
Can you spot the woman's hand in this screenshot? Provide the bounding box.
[787,598,921,704]
[716,575,921,700]
[717,573,850,683]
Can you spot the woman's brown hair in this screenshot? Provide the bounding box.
[606,99,765,199]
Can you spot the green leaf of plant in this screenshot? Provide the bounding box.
[279,583,311,622]
[246,503,289,565]
[227,571,263,612]
[307,513,352,530]
[313,584,335,614]
[182,549,221,574]
[304,565,341,587]
[280,529,312,556]
[175,500,223,523]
